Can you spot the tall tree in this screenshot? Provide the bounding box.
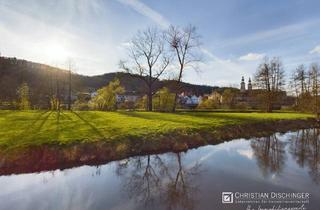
[66,59,75,111]
[254,57,285,112]
[290,64,312,111]
[292,64,308,95]
[166,25,201,112]
[222,89,236,108]
[120,27,170,111]
[309,63,320,116]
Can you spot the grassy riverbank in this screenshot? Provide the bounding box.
[0,110,314,149]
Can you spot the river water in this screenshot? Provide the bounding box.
[0,129,319,210]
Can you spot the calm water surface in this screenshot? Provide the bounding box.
[0,129,319,210]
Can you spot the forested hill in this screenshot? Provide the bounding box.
[0,56,219,104]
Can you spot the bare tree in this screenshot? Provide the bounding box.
[293,64,308,95]
[120,27,170,111]
[290,64,311,111]
[254,57,285,112]
[309,63,320,116]
[66,59,75,111]
[166,25,202,112]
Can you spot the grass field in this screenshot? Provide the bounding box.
[0,110,313,149]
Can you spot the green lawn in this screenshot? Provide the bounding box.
[0,110,313,149]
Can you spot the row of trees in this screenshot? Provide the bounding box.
[196,57,319,113]
[251,57,319,113]
[290,63,320,113]
[120,25,201,112]
[74,56,319,113]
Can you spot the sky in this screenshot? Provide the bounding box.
[0,0,320,87]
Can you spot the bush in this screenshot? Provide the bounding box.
[89,79,125,111]
[118,101,136,110]
[198,98,220,109]
[153,87,175,112]
[72,100,90,111]
[233,102,249,110]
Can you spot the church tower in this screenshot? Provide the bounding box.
[248,77,252,91]
[240,76,246,92]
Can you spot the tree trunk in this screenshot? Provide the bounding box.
[267,92,272,113]
[68,69,72,110]
[172,66,183,112]
[147,90,153,111]
[172,92,178,112]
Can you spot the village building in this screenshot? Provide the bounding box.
[116,91,142,103]
[178,92,203,108]
[234,76,289,109]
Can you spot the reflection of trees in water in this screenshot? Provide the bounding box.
[251,134,286,177]
[164,153,200,210]
[115,152,201,210]
[115,155,164,206]
[289,128,320,184]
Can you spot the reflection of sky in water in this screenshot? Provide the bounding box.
[0,130,319,210]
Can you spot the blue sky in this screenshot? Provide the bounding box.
[0,0,320,87]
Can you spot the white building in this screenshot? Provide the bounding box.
[116,92,141,103]
[179,93,202,107]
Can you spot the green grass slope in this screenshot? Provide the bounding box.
[0,110,313,149]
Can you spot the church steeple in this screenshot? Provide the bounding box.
[240,76,246,92]
[248,77,252,91]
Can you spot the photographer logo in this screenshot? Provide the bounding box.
[222,192,233,204]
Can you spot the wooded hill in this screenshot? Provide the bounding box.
[0,56,222,107]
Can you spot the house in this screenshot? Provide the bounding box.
[116,91,141,103]
[90,91,98,98]
[178,92,202,108]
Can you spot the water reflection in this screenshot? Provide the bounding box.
[164,153,200,210]
[0,129,320,210]
[116,155,165,206]
[116,153,201,210]
[251,134,286,177]
[289,128,320,184]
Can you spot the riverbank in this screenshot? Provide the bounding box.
[0,110,316,175]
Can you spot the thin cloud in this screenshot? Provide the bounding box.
[309,45,320,54]
[116,0,170,28]
[201,48,248,75]
[239,53,265,61]
[216,19,320,49]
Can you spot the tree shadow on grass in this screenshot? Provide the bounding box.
[13,111,51,139]
[4,111,52,149]
[178,112,252,121]
[71,111,106,140]
[60,111,73,121]
[117,111,195,125]
[54,111,61,141]
[27,111,53,139]
[117,111,243,126]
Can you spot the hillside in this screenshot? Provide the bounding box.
[0,56,221,108]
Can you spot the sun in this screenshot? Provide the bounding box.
[43,41,70,61]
